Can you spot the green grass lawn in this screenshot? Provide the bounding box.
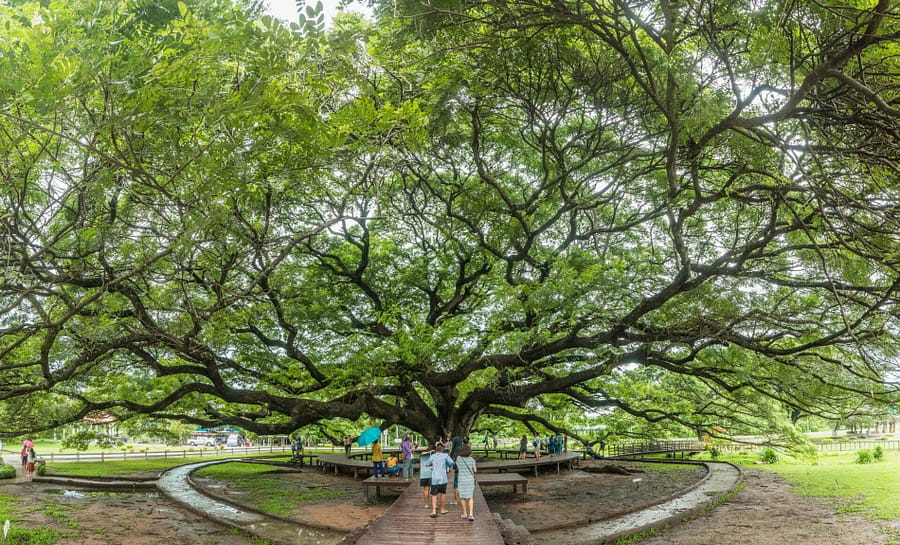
[756,450,900,520]
[194,462,346,515]
[42,455,249,476]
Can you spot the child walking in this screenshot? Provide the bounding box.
[419,444,434,508]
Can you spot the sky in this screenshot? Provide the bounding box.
[263,0,371,24]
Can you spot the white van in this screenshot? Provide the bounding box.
[187,435,216,447]
[226,434,240,447]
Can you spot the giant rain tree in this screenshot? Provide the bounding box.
[1,0,898,443]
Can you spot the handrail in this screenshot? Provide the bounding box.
[23,444,293,463]
[605,438,900,457]
[607,440,703,457]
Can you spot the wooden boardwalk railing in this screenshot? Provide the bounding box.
[320,450,580,479]
[606,440,703,458]
[479,451,580,476]
[346,481,505,545]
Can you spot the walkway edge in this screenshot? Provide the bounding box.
[533,461,743,545]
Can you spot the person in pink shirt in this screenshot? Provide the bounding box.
[401,435,415,480]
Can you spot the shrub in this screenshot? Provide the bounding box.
[855,449,873,464]
[0,462,16,479]
[760,447,779,464]
[707,446,720,460]
[872,446,884,462]
[2,525,60,545]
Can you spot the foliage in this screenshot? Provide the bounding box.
[0,462,16,479]
[0,494,59,543]
[0,527,60,545]
[0,0,898,445]
[873,446,885,462]
[61,430,120,451]
[856,449,873,464]
[761,448,779,464]
[613,528,657,545]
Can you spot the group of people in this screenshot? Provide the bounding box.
[518,432,566,460]
[369,436,412,479]
[20,441,38,477]
[369,434,479,521]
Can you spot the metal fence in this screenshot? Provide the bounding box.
[607,440,703,457]
[606,439,900,457]
[811,440,900,452]
[32,444,293,463]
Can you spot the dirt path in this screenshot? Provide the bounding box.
[1,461,896,545]
[637,469,899,545]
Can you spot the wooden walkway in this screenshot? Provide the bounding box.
[349,481,505,545]
[479,451,580,476]
[320,450,580,480]
[361,472,529,501]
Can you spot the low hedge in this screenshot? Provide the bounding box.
[0,462,16,479]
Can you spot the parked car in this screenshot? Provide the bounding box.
[187,436,216,447]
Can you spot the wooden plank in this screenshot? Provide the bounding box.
[353,481,505,545]
[317,454,373,480]
[361,475,414,500]
[478,451,580,477]
[476,472,528,495]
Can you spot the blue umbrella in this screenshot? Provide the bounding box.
[357,427,382,447]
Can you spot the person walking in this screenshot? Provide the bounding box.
[419,444,434,508]
[401,435,414,480]
[533,434,542,461]
[449,435,463,504]
[371,437,386,478]
[425,443,453,517]
[518,435,528,460]
[343,435,352,456]
[25,446,36,478]
[454,444,477,521]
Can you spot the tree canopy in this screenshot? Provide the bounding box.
[1,0,898,444]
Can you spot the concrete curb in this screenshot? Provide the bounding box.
[533,461,743,544]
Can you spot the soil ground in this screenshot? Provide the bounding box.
[1,459,897,545]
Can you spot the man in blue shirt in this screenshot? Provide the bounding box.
[426,443,454,517]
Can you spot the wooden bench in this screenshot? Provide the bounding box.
[361,475,414,500]
[287,453,317,467]
[475,472,527,500]
[362,472,528,502]
[317,453,375,480]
